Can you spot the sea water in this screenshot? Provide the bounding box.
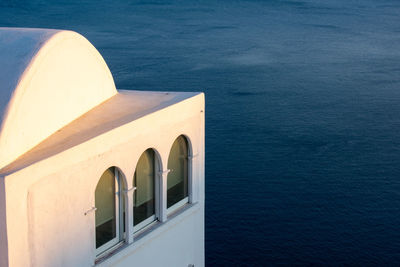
[1,0,400,265]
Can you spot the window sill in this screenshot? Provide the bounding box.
[167,197,189,216]
[167,200,192,220]
[95,241,127,265]
[134,219,161,241]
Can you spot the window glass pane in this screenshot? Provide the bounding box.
[167,136,188,208]
[134,149,155,225]
[95,168,116,248]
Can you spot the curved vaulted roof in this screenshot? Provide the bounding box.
[0,28,117,168]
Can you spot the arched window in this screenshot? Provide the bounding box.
[167,135,189,210]
[133,149,157,232]
[95,167,125,255]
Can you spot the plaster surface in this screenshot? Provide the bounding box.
[0,28,117,169]
[0,28,57,118]
[3,92,204,267]
[0,90,200,175]
[0,28,204,267]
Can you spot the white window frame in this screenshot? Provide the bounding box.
[96,168,124,257]
[167,155,191,215]
[132,150,160,234]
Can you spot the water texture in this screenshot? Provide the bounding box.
[1,0,400,265]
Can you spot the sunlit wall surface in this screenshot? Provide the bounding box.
[0,27,205,267]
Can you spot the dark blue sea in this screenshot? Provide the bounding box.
[2,0,400,265]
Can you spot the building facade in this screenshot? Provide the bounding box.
[0,28,205,267]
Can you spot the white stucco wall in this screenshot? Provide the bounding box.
[1,92,204,267]
[0,28,117,169]
[0,28,204,267]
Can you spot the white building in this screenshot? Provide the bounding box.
[0,28,205,267]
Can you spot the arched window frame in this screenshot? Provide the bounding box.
[93,137,195,256]
[166,135,192,215]
[95,167,126,257]
[132,148,162,234]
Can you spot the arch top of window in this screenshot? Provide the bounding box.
[95,167,125,256]
[133,149,159,233]
[167,135,190,211]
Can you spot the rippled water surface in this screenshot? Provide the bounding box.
[2,0,400,265]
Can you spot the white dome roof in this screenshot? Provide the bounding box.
[0,28,117,168]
